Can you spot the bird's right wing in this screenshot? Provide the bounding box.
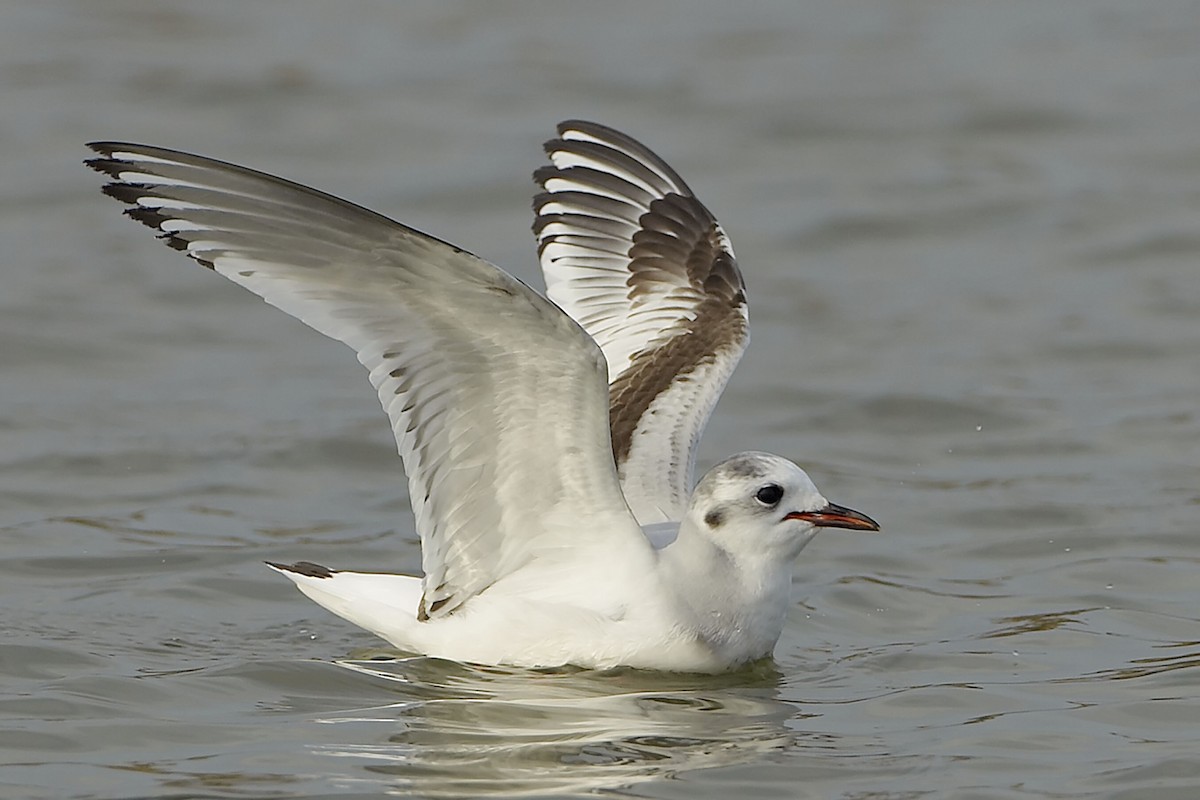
[534,121,749,524]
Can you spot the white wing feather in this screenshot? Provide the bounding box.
[87,142,652,619]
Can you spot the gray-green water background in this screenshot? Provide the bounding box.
[3,2,1198,798]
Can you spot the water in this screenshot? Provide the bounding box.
[3,1,1199,797]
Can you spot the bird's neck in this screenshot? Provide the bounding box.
[657,522,795,663]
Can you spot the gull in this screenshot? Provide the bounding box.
[85,122,879,673]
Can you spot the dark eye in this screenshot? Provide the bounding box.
[755,484,784,507]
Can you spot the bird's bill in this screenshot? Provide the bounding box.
[785,503,880,531]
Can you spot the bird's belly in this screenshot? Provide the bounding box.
[406,594,730,672]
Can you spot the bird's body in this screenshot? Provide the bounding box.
[86,122,879,672]
[274,454,849,671]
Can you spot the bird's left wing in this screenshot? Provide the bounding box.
[86,142,653,619]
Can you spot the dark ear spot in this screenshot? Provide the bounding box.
[704,508,725,528]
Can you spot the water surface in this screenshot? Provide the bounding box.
[2,2,1199,797]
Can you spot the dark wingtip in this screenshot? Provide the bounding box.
[85,157,125,178]
[556,119,604,137]
[266,560,336,579]
[531,164,561,188]
[124,204,170,229]
[93,178,215,266]
[543,119,606,156]
[84,142,115,161]
[100,182,146,203]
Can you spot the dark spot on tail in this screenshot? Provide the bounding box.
[268,560,335,579]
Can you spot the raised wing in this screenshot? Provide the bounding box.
[86,142,651,619]
[534,121,749,524]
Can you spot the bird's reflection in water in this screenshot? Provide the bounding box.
[311,654,805,797]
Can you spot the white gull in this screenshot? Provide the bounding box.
[85,122,879,673]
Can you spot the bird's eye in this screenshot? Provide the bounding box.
[755,484,784,507]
